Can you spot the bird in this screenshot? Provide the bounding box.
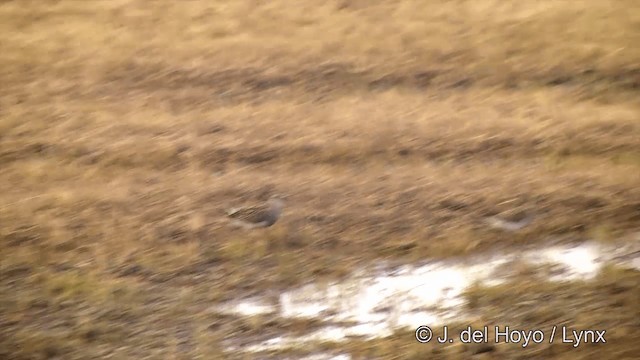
[225,197,285,229]
[483,211,534,232]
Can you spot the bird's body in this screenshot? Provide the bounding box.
[483,213,534,232]
[226,198,285,229]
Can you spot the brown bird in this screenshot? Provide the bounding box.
[226,197,285,229]
[483,211,534,232]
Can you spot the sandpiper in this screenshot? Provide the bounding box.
[226,197,285,229]
[483,211,534,232]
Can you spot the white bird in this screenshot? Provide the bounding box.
[226,197,285,229]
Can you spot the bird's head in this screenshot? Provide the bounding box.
[267,195,287,213]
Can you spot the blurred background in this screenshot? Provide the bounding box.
[1,1,639,359]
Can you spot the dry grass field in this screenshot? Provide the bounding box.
[1,0,639,359]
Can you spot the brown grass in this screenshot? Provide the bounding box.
[1,0,639,358]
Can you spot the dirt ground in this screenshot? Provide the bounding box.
[1,1,639,359]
